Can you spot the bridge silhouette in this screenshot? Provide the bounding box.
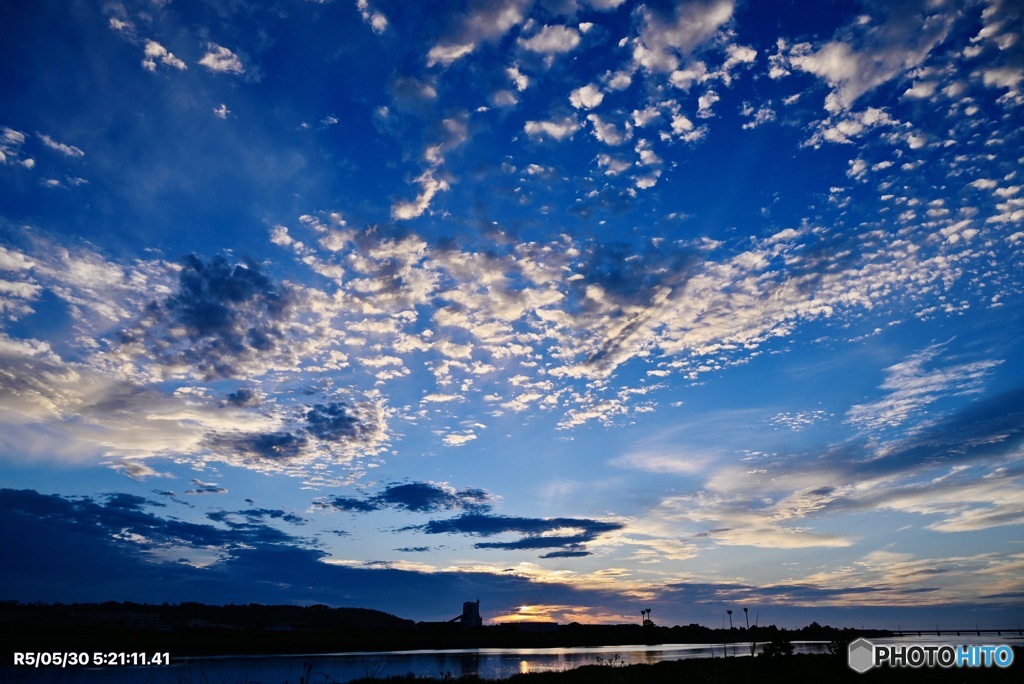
[894,626,1023,637]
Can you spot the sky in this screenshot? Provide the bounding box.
[1,0,1023,631]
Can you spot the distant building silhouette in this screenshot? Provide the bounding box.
[416,599,483,629]
[461,600,482,628]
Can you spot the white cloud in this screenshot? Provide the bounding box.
[442,431,478,446]
[519,25,581,55]
[596,153,630,176]
[1,127,28,166]
[696,90,719,118]
[587,113,632,145]
[391,169,449,220]
[524,115,581,141]
[199,44,245,75]
[427,0,533,67]
[805,106,898,146]
[142,40,187,72]
[569,83,604,110]
[507,64,530,91]
[38,134,85,158]
[740,101,776,129]
[981,66,1024,100]
[787,2,956,114]
[583,0,627,9]
[422,393,463,404]
[632,0,734,74]
[668,61,708,91]
[356,0,388,33]
[846,343,1003,432]
[903,80,938,99]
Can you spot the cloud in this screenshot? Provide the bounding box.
[0,488,651,620]
[587,113,632,145]
[641,384,1024,558]
[205,430,309,463]
[846,342,1003,432]
[0,488,304,573]
[356,0,388,34]
[0,127,29,167]
[141,40,187,72]
[427,0,534,67]
[410,512,624,556]
[519,25,581,56]
[569,83,604,110]
[391,169,449,220]
[632,0,734,74]
[116,254,296,380]
[271,196,1008,431]
[390,113,467,220]
[203,394,392,470]
[184,479,228,495]
[524,115,581,140]
[38,134,84,158]
[786,0,956,114]
[199,44,245,75]
[2,488,1019,622]
[319,481,496,514]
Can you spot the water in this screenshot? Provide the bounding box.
[5,637,1020,683]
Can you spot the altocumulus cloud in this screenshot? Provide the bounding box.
[117,254,295,381]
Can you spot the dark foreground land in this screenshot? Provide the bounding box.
[3,601,898,656]
[342,651,1021,684]
[5,602,1021,683]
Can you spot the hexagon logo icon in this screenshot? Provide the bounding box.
[848,638,875,673]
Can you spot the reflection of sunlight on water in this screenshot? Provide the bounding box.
[519,659,530,674]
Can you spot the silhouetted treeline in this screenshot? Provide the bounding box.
[0,599,411,630]
[1,600,893,657]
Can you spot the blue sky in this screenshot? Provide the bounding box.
[1,0,1023,630]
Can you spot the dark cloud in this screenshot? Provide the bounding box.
[540,549,592,558]
[320,496,383,513]
[171,254,289,337]
[237,508,306,526]
[319,481,496,515]
[104,492,160,510]
[376,482,493,513]
[202,399,388,467]
[0,488,294,554]
[120,254,295,380]
[304,402,364,441]
[410,512,623,556]
[225,387,260,407]
[415,512,621,538]
[205,431,309,462]
[184,479,228,495]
